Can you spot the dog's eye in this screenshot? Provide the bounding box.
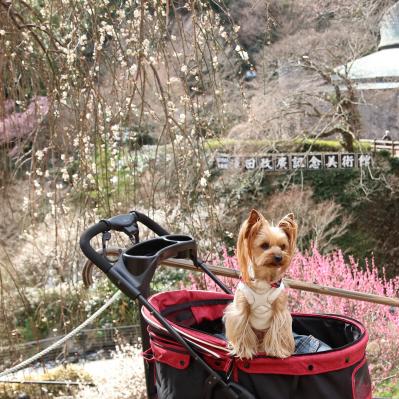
[261,243,269,250]
[281,244,286,251]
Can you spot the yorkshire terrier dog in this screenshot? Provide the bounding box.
[224,209,298,359]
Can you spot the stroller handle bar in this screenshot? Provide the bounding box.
[79,211,169,273]
[79,211,254,399]
[80,211,231,297]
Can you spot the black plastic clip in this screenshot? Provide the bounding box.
[102,231,112,261]
[124,224,139,244]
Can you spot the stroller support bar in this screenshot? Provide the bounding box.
[161,258,399,308]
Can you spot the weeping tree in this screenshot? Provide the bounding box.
[0,0,266,351]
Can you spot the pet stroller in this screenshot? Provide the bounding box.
[80,211,372,399]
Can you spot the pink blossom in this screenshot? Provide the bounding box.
[0,96,48,145]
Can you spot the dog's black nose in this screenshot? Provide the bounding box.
[274,255,282,263]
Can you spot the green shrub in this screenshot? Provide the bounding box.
[205,138,272,151]
[299,138,371,153]
[374,373,399,398]
[296,138,343,152]
[11,281,140,343]
[206,138,371,154]
[10,266,189,344]
[292,168,359,208]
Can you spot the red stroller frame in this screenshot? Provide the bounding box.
[80,211,372,399]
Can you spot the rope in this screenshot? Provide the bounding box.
[0,291,122,379]
[0,380,95,386]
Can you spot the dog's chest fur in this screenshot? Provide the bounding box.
[236,280,285,330]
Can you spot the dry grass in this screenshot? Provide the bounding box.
[76,344,146,399]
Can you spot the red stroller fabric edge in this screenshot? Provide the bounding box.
[142,289,369,376]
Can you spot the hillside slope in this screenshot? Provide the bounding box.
[206,0,399,142]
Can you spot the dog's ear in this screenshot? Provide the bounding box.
[245,209,262,237]
[237,209,265,283]
[278,213,298,254]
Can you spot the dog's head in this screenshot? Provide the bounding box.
[237,209,297,284]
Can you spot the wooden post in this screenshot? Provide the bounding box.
[161,258,399,308]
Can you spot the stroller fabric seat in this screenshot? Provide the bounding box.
[142,289,372,399]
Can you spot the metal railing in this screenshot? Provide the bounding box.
[0,324,141,372]
[360,139,399,157]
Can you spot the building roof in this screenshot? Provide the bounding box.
[333,2,399,90]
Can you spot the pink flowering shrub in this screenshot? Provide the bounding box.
[185,246,399,377]
[0,96,48,146]
[289,247,399,376]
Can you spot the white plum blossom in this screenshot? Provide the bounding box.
[61,168,69,182]
[35,150,45,161]
[79,34,88,45]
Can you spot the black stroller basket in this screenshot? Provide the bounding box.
[80,211,372,399]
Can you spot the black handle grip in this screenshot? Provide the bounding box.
[80,211,170,273]
[79,220,113,273]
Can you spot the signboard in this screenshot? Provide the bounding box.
[215,153,372,171]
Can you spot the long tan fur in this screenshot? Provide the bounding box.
[223,290,258,359]
[262,292,295,358]
[237,209,264,285]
